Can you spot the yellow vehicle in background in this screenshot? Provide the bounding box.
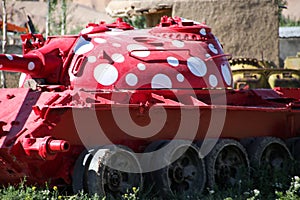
[229,53,300,89]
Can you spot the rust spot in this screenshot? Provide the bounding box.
[0,121,7,137]
[6,94,15,99]
[11,121,20,126]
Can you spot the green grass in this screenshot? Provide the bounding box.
[1,175,300,200]
[0,183,95,200]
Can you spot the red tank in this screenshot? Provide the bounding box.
[0,17,299,198]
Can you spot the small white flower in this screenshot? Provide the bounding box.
[294,182,300,190]
[253,189,260,196]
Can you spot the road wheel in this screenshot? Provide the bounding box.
[247,137,292,177]
[205,139,250,189]
[72,148,95,193]
[87,145,142,199]
[146,140,206,197]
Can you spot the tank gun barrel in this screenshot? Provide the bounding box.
[0,53,43,75]
[0,46,63,84]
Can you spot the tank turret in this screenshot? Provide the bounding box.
[1,17,232,91]
[69,16,233,90]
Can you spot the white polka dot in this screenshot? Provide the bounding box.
[125,73,138,86]
[94,38,107,44]
[15,54,23,57]
[221,63,232,85]
[111,28,124,32]
[208,43,218,54]
[74,36,94,55]
[19,73,27,87]
[187,57,207,77]
[209,74,218,87]
[216,37,223,50]
[112,43,121,47]
[94,64,118,86]
[28,62,35,71]
[81,26,94,34]
[167,57,179,67]
[137,63,146,71]
[177,74,184,82]
[127,44,150,57]
[5,54,13,60]
[68,65,76,82]
[200,28,206,36]
[88,56,97,63]
[105,31,123,36]
[172,40,185,48]
[151,74,172,89]
[75,43,94,55]
[111,53,125,63]
[205,54,211,58]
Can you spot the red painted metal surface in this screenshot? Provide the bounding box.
[0,17,299,188]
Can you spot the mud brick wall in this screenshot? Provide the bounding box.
[172,0,279,65]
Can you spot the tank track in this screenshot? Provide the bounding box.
[72,136,297,199]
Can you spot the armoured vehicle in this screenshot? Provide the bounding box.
[0,17,300,198]
[230,56,300,89]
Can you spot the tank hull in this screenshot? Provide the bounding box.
[0,87,300,186]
